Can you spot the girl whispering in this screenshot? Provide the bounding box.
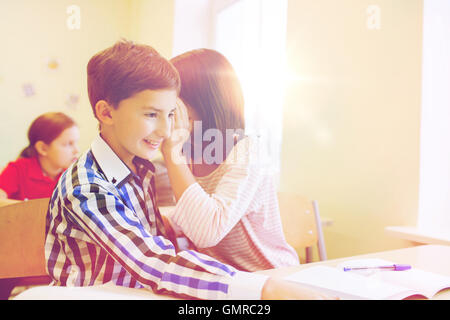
[161,49,299,271]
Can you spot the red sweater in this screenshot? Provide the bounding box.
[0,157,62,200]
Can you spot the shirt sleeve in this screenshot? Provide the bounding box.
[63,181,267,300]
[169,138,265,248]
[0,161,20,197]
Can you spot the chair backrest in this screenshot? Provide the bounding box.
[277,192,327,262]
[0,198,50,279]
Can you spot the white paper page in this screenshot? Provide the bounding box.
[337,258,450,299]
[284,265,418,300]
[376,267,450,298]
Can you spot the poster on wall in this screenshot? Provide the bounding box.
[65,93,80,111]
[47,58,60,71]
[22,83,36,98]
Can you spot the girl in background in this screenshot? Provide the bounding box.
[0,112,80,200]
[162,49,299,272]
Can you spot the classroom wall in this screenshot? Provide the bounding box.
[129,0,175,58]
[279,0,423,259]
[0,0,174,169]
[172,0,212,57]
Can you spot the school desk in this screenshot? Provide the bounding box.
[13,244,449,300]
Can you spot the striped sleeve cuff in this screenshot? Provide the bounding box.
[162,208,185,237]
[227,271,269,300]
[170,182,202,227]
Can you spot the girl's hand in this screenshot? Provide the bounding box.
[162,99,191,163]
[173,98,190,132]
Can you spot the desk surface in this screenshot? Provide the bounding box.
[385,226,450,246]
[259,244,450,300]
[14,244,450,300]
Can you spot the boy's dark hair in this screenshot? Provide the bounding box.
[87,39,180,118]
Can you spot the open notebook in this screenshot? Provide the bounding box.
[284,259,450,300]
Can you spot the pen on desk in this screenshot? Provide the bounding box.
[343,264,411,272]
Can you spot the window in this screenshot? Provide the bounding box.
[417,0,450,235]
[212,0,288,178]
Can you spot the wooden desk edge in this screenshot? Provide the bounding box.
[385,226,450,246]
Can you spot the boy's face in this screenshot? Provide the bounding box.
[108,89,177,167]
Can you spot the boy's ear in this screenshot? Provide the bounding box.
[34,141,48,157]
[95,100,114,126]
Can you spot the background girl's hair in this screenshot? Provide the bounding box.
[19,112,77,158]
[170,49,245,137]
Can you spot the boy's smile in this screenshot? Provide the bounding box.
[100,89,177,173]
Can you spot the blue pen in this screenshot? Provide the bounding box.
[343,264,411,272]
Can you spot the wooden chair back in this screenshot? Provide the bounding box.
[0,198,20,207]
[0,198,50,279]
[277,192,327,262]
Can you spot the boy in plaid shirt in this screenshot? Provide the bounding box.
[45,40,331,300]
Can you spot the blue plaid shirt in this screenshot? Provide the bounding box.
[44,135,267,299]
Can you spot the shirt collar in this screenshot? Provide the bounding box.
[90,134,155,187]
[133,156,156,178]
[91,134,133,186]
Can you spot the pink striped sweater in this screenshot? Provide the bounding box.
[167,137,299,272]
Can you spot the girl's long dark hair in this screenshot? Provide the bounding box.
[170,49,246,140]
